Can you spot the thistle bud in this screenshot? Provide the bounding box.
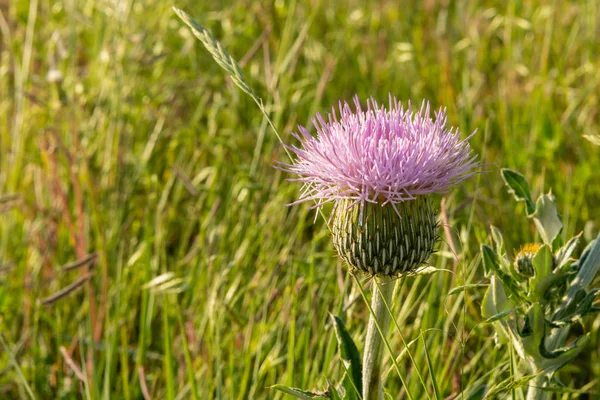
[513,243,542,278]
[331,197,437,277]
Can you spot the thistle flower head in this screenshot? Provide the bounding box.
[279,95,479,210]
[280,95,479,277]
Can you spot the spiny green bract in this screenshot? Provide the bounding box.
[331,197,438,277]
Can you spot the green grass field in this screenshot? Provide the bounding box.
[1,0,599,398]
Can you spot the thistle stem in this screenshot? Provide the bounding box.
[526,374,549,400]
[362,276,395,400]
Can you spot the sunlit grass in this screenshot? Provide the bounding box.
[1,0,599,398]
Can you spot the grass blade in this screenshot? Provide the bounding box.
[421,330,441,400]
[270,384,328,399]
[0,334,36,400]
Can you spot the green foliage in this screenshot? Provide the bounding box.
[271,385,329,399]
[1,0,599,399]
[330,314,362,399]
[533,195,563,246]
[421,332,442,400]
[501,169,536,216]
[481,169,600,398]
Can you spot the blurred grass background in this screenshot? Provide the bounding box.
[1,0,599,398]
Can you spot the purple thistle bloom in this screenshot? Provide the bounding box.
[279,95,479,278]
[279,95,479,211]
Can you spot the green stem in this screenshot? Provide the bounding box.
[362,276,395,400]
[526,374,549,400]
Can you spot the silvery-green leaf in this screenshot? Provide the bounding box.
[481,244,498,275]
[551,288,599,325]
[533,194,563,246]
[571,236,596,271]
[569,232,600,289]
[490,225,505,255]
[552,232,600,329]
[530,245,564,302]
[539,333,590,372]
[554,234,581,271]
[492,276,514,313]
[481,280,512,346]
[521,304,545,357]
[493,322,510,345]
[546,234,600,351]
[481,282,498,319]
[482,245,526,302]
[552,232,564,250]
[501,168,535,215]
[518,312,533,337]
[482,274,515,349]
[532,245,553,280]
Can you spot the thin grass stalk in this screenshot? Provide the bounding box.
[362,276,395,400]
[384,279,431,397]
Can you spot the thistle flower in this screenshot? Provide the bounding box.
[280,95,479,277]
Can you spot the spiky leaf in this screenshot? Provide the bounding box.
[533,194,563,246]
[501,169,535,215]
[551,288,599,326]
[556,232,600,323]
[530,245,556,302]
[570,232,600,290]
[554,234,581,271]
[481,245,526,302]
[490,225,505,255]
[539,333,589,364]
[481,277,511,345]
[521,303,545,357]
